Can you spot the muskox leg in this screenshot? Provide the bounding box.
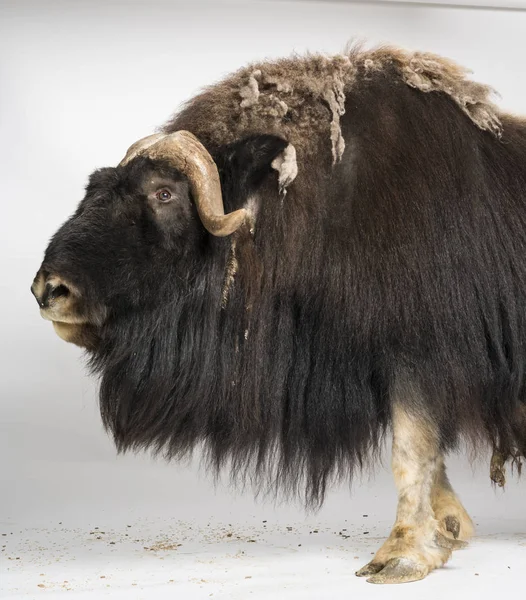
[356,403,467,584]
[431,458,474,542]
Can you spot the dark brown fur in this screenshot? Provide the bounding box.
[35,46,526,507]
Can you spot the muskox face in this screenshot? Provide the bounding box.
[31,159,200,349]
[31,132,288,350]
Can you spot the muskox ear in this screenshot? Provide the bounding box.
[217,134,289,188]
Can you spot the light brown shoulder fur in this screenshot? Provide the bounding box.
[163,45,502,170]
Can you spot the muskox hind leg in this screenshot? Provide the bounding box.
[489,404,526,487]
[356,403,467,584]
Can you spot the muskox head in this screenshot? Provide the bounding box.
[31,131,289,352]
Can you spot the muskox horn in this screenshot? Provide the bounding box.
[118,133,166,167]
[119,131,247,237]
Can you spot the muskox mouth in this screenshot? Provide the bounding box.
[40,309,89,325]
[51,321,101,351]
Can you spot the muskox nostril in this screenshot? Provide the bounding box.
[36,281,71,308]
[50,284,70,301]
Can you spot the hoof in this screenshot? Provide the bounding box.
[355,562,384,577]
[365,557,429,585]
[435,530,468,550]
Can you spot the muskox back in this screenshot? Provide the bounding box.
[84,47,526,506]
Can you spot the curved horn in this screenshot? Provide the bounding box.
[119,133,167,167]
[119,131,247,237]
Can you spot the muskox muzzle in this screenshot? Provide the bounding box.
[31,271,81,323]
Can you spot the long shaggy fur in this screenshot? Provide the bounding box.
[49,46,526,507]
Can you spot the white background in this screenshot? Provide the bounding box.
[353,0,526,8]
[1,1,525,598]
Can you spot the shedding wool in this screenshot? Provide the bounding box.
[271,143,298,195]
[164,45,502,191]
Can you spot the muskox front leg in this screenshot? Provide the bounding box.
[356,404,467,584]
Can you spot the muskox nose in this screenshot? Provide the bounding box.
[31,275,70,309]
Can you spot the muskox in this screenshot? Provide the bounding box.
[32,45,526,583]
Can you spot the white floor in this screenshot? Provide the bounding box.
[1,451,524,600]
[3,516,525,599]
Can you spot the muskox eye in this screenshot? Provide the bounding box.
[156,189,172,202]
